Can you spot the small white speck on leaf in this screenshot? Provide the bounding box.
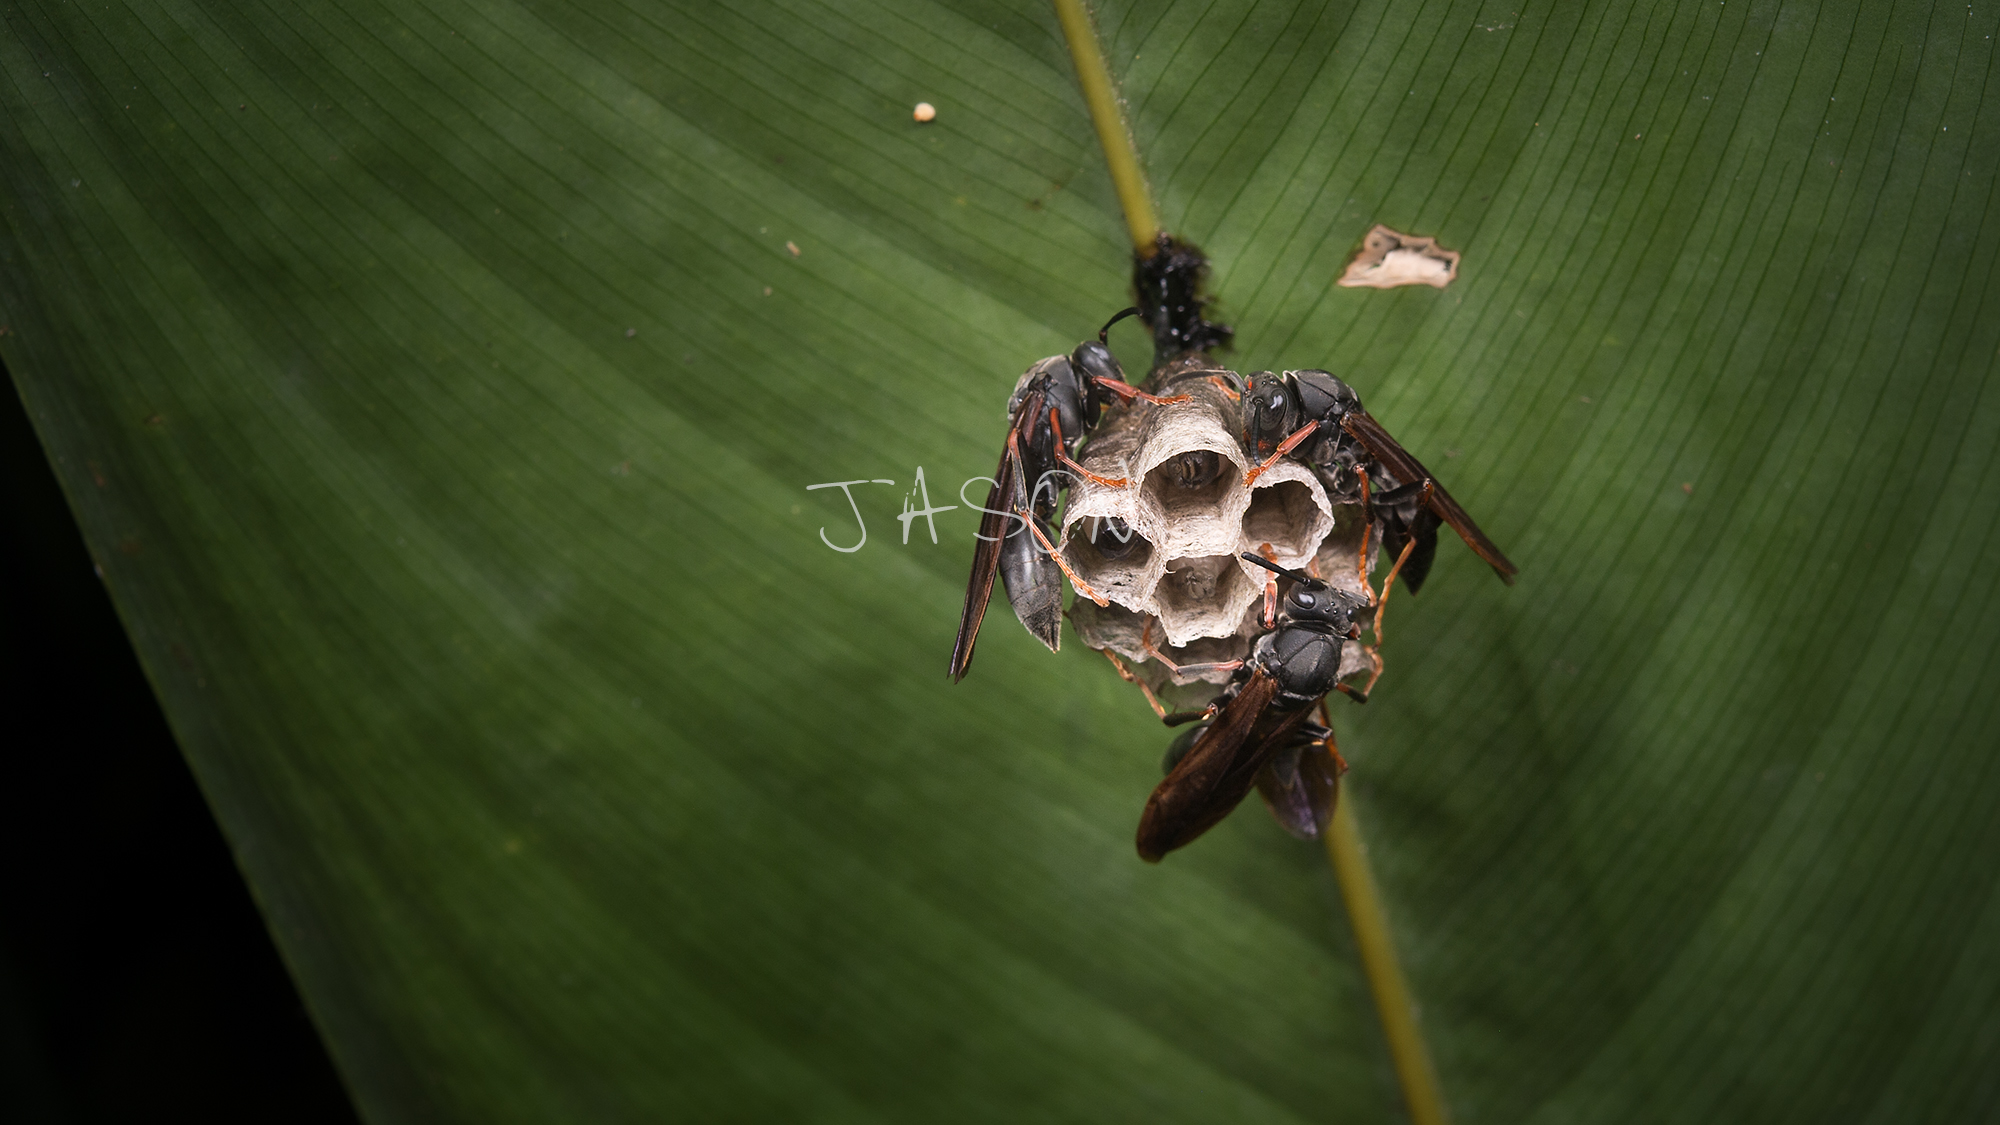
[913,101,937,123]
[786,240,800,257]
[763,286,773,296]
[624,327,636,338]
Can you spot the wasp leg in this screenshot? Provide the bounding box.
[1243,420,1321,487]
[1369,477,1437,618]
[1149,651,1246,679]
[1323,724,1348,775]
[1355,465,1378,597]
[1255,542,1281,629]
[1025,518,1110,607]
[1101,650,1169,720]
[1143,616,1244,679]
[1337,636,1385,702]
[1092,377,1190,407]
[1312,698,1346,770]
[1373,533,1421,646]
[1047,408,1128,488]
[1205,374,1241,402]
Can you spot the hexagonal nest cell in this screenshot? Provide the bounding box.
[1063,514,1155,602]
[1152,552,1256,639]
[1242,478,1324,565]
[1141,449,1235,526]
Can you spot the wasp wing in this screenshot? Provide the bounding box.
[1000,512,1063,652]
[1254,725,1342,840]
[1340,410,1517,583]
[947,419,1025,682]
[1376,503,1442,595]
[1137,669,1312,861]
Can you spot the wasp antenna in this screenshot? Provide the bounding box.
[1097,306,1143,343]
[1239,552,1313,584]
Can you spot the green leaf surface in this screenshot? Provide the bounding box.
[4,0,1997,1121]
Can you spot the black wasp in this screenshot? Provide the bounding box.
[947,310,1184,682]
[1238,369,1517,599]
[1136,554,1371,862]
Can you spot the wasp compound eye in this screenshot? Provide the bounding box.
[1285,583,1347,626]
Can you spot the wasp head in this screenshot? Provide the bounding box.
[1069,339,1123,427]
[1280,581,1369,632]
[1241,552,1369,632]
[1240,371,1298,459]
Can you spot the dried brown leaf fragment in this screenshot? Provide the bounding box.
[1338,225,1460,289]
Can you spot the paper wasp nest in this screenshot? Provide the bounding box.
[1055,367,1373,709]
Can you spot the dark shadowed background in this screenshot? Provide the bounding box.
[3,368,356,1123]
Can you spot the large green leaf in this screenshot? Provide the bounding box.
[4,0,1996,1120]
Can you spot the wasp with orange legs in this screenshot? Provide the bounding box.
[1239,369,1515,636]
[1136,554,1373,862]
[948,310,1187,681]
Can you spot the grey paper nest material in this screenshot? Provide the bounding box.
[1056,376,1333,647]
[1069,500,1378,707]
[1071,600,1380,713]
[1052,364,1389,708]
